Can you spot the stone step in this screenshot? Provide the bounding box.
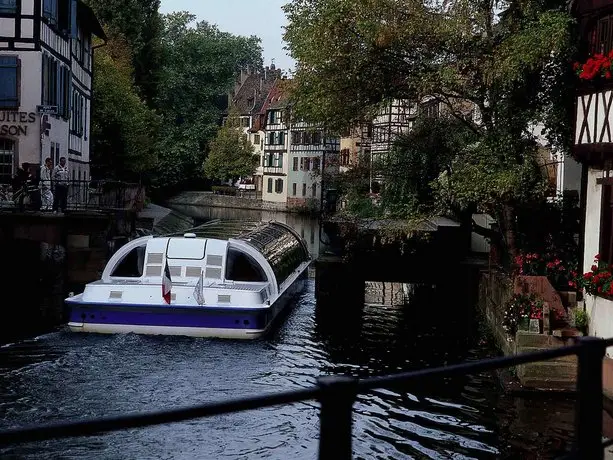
[519,377,577,392]
[516,346,578,364]
[552,328,584,338]
[515,332,571,348]
[518,361,577,380]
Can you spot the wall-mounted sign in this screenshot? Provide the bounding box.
[37,105,58,115]
[0,111,38,136]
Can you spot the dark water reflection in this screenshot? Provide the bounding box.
[0,206,578,459]
[0,280,576,459]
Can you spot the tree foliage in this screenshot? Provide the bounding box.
[85,0,163,104]
[153,12,263,189]
[204,108,259,182]
[284,0,576,254]
[382,117,478,218]
[85,4,264,189]
[90,34,159,180]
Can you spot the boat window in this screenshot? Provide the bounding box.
[111,246,145,278]
[225,249,267,282]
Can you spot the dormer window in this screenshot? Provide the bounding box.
[0,0,16,14]
[589,14,613,56]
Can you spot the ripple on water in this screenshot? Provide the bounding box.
[0,280,576,459]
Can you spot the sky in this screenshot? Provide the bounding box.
[159,0,296,72]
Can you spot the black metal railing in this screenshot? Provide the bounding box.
[0,180,145,212]
[66,180,144,211]
[0,336,612,459]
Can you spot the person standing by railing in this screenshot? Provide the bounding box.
[40,157,53,211]
[52,156,69,213]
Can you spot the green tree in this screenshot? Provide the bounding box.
[204,108,259,182]
[85,0,163,105]
[90,34,159,180]
[382,117,478,218]
[153,12,263,189]
[283,0,575,255]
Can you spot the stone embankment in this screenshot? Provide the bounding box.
[166,191,288,212]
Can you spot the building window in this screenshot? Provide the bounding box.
[254,134,260,145]
[293,157,298,171]
[313,158,321,171]
[340,149,350,166]
[71,89,84,135]
[422,102,439,118]
[590,14,613,56]
[42,54,70,118]
[0,138,14,184]
[268,110,282,124]
[274,179,283,194]
[0,0,16,14]
[302,183,306,197]
[292,183,297,196]
[43,0,58,25]
[0,57,18,109]
[312,183,317,198]
[267,178,273,193]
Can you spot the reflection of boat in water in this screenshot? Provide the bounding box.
[65,222,311,339]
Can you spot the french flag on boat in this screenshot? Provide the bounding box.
[162,261,172,304]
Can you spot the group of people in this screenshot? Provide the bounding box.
[12,157,69,212]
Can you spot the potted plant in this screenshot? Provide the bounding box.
[575,309,589,336]
[503,293,547,336]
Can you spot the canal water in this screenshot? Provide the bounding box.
[0,206,577,459]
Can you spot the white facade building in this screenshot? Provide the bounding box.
[288,120,339,209]
[253,79,340,210]
[262,106,288,204]
[0,0,105,184]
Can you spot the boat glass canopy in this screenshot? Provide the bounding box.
[237,222,310,286]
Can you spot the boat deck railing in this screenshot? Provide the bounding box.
[0,336,612,459]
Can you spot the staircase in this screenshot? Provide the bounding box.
[515,332,578,391]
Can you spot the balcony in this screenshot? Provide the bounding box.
[263,166,284,175]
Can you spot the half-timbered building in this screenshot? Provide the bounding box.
[256,78,340,210]
[227,65,280,194]
[288,119,339,210]
[571,0,613,341]
[370,99,418,169]
[0,0,105,184]
[339,123,372,174]
[260,81,289,205]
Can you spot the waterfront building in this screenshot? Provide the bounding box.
[571,0,613,345]
[0,0,106,184]
[227,65,280,194]
[257,78,340,211]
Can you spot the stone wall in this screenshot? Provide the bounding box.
[167,191,321,214]
[166,191,288,212]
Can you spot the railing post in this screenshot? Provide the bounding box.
[576,336,606,460]
[317,375,357,460]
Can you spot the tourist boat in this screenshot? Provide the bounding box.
[65,222,311,339]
